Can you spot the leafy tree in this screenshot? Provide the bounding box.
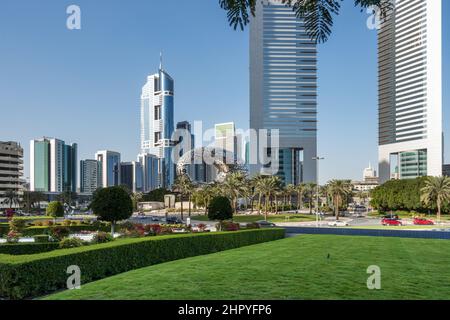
[219,0,391,43]
[208,196,233,221]
[46,201,65,222]
[421,176,450,223]
[141,188,171,202]
[90,186,133,234]
[254,175,282,220]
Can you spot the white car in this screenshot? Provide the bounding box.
[328,221,349,227]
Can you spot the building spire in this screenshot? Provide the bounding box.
[159,51,163,71]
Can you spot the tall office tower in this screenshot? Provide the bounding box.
[30,138,77,193]
[95,150,121,188]
[0,141,24,205]
[140,58,175,189]
[176,121,195,180]
[120,162,144,193]
[250,0,317,185]
[137,153,159,192]
[378,0,442,183]
[215,122,237,158]
[80,159,101,194]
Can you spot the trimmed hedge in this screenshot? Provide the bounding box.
[0,229,285,299]
[0,225,111,237]
[0,243,60,255]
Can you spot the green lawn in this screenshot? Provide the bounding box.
[45,234,450,300]
[192,214,316,223]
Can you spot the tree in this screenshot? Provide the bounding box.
[56,191,78,207]
[327,180,352,220]
[173,174,194,220]
[90,186,133,234]
[141,188,171,202]
[296,183,306,210]
[208,196,233,221]
[219,0,391,43]
[131,192,143,212]
[46,201,65,222]
[223,172,247,214]
[2,190,20,209]
[420,176,450,223]
[285,184,296,209]
[305,182,317,214]
[254,175,282,220]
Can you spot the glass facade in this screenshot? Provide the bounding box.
[33,140,50,192]
[399,150,427,179]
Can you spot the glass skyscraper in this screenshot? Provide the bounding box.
[140,60,175,188]
[378,0,442,182]
[95,150,121,188]
[30,138,77,193]
[249,0,318,184]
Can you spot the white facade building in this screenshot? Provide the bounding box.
[378,0,442,183]
[250,0,317,184]
[95,150,121,188]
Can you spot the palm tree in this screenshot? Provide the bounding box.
[285,184,296,210]
[223,172,247,214]
[327,180,352,221]
[172,174,194,220]
[421,176,450,224]
[219,0,391,43]
[305,182,317,214]
[295,183,306,211]
[254,175,282,220]
[2,190,20,209]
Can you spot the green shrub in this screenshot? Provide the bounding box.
[0,242,59,255]
[33,235,50,243]
[208,196,233,221]
[9,219,27,233]
[0,229,285,299]
[93,232,114,244]
[49,227,70,241]
[46,202,65,219]
[59,238,84,249]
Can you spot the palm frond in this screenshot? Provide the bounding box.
[219,0,256,30]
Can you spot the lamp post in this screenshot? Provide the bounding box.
[312,157,324,227]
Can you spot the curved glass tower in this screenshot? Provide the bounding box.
[140,62,175,188]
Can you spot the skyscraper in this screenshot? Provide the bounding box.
[378,0,442,183]
[95,150,121,188]
[137,153,159,192]
[80,159,101,194]
[0,141,24,205]
[250,0,318,185]
[140,58,175,188]
[176,121,195,180]
[30,138,77,192]
[120,162,144,193]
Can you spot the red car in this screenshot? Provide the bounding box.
[382,218,403,226]
[413,218,434,225]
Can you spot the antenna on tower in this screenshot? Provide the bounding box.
[159,51,163,71]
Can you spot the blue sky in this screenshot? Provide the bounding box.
[0,0,448,184]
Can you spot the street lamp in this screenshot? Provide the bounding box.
[312,157,324,227]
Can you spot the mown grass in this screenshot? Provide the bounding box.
[45,234,450,300]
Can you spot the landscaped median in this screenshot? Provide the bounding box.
[0,228,285,299]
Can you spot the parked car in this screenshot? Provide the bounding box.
[383,214,400,220]
[165,216,183,224]
[413,218,434,225]
[256,220,276,228]
[328,221,349,227]
[382,218,403,226]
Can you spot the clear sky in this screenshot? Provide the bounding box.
[0,0,448,184]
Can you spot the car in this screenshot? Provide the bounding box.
[413,218,434,225]
[328,221,349,227]
[382,218,403,226]
[256,220,276,228]
[383,214,399,220]
[165,216,183,224]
